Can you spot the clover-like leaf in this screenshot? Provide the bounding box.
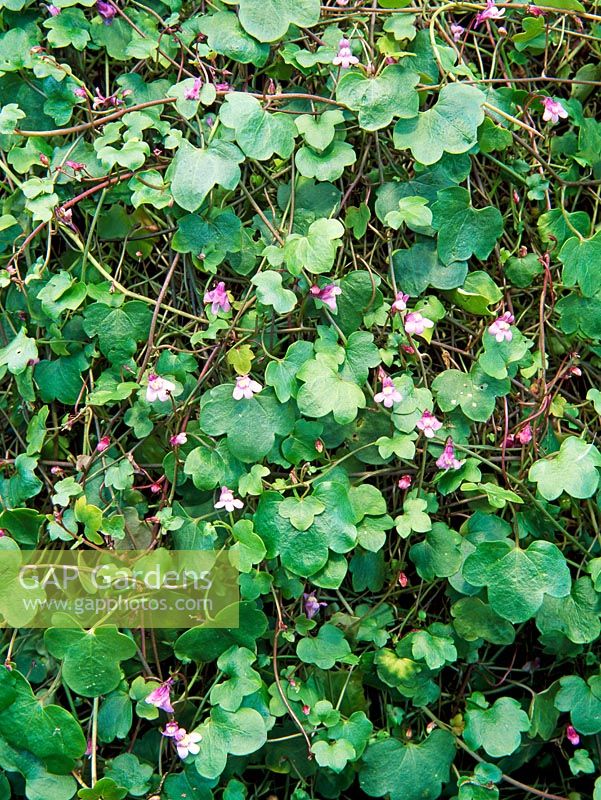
[219,93,296,160]
[296,624,352,669]
[336,65,419,131]
[251,271,297,313]
[431,187,503,265]
[236,0,320,42]
[432,366,509,422]
[555,674,601,735]
[528,436,601,500]
[44,626,137,697]
[297,354,366,424]
[278,496,326,531]
[209,646,262,712]
[393,84,485,165]
[194,707,268,779]
[464,696,530,758]
[359,729,455,800]
[170,139,244,212]
[559,229,601,298]
[463,540,571,623]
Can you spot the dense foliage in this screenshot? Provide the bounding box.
[0,0,601,798]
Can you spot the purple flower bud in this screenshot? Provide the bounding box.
[303,593,327,619]
[97,0,116,23]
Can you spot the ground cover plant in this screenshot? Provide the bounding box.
[0,0,601,798]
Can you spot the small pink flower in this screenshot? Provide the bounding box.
[474,0,505,26]
[436,438,465,471]
[233,374,262,400]
[146,373,176,403]
[527,4,544,14]
[150,483,162,494]
[392,292,409,313]
[302,705,311,715]
[542,97,568,124]
[398,571,408,587]
[516,424,532,444]
[569,366,582,377]
[336,0,350,5]
[374,375,403,408]
[184,77,202,101]
[175,729,202,759]
[416,410,443,438]
[145,678,174,713]
[310,283,342,312]
[65,160,85,171]
[204,281,231,314]
[303,593,327,619]
[398,475,412,490]
[170,432,187,447]
[50,466,63,476]
[215,486,243,513]
[450,22,464,40]
[488,312,514,343]
[96,436,110,453]
[566,725,580,746]
[96,0,116,23]
[46,4,60,15]
[73,86,87,99]
[332,38,359,69]
[163,722,182,738]
[403,312,434,336]
[215,82,230,92]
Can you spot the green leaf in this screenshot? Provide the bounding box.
[558,230,601,298]
[336,65,419,131]
[431,187,503,265]
[194,707,267,779]
[43,8,90,50]
[555,674,601,735]
[395,496,431,538]
[297,354,366,424]
[44,627,137,697]
[278,496,325,531]
[219,93,296,160]
[251,271,297,313]
[296,625,352,669]
[432,366,509,422]
[170,139,244,212]
[104,754,152,797]
[464,696,530,758]
[295,140,356,182]
[312,739,355,772]
[198,11,270,65]
[209,646,261,712]
[528,436,601,500]
[393,84,485,165]
[265,218,344,276]
[0,329,37,375]
[37,271,87,320]
[463,540,571,623]
[410,522,463,580]
[0,103,26,134]
[385,196,432,232]
[175,601,268,662]
[236,0,320,42]
[451,598,515,645]
[83,301,152,365]
[359,729,455,800]
[393,240,467,295]
[295,110,345,151]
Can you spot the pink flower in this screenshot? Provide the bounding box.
[233,374,262,400]
[416,410,443,438]
[66,160,85,171]
[170,432,187,447]
[215,82,230,92]
[398,475,412,490]
[542,97,568,124]
[145,679,174,713]
[302,704,311,715]
[310,283,341,312]
[566,725,580,746]
[404,312,434,336]
[215,486,243,513]
[73,86,87,99]
[46,4,60,15]
[146,373,176,403]
[374,375,403,408]
[450,22,464,40]
[204,281,231,314]
[336,0,350,5]
[175,729,202,759]
[398,571,408,587]
[474,0,505,26]
[516,423,532,444]
[96,436,110,453]
[184,77,202,101]
[436,438,465,471]
[488,312,514,343]
[392,292,409,313]
[96,0,116,23]
[527,4,544,14]
[332,38,359,69]
[303,593,327,619]
[163,722,182,738]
